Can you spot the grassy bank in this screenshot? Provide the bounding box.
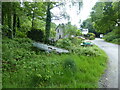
[2,38,108,88]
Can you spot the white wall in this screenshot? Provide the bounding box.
[82,29,88,35]
[55,27,64,41]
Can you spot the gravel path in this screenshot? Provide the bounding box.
[91,38,119,88]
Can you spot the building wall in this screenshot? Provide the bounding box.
[82,29,88,35]
[55,27,64,41]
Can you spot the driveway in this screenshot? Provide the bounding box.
[91,38,119,88]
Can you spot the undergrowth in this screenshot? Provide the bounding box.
[103,29,120,45]
[2,37,108,88]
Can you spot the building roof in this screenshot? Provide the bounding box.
[55,24,64,31]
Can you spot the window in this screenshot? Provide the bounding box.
[57,29,59,33]
[59,35,61,39]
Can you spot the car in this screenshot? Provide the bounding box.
[81,41,93,46]
[100,34,103,39]
[77,36,85,40]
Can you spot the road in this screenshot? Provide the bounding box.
[91,38,119,88]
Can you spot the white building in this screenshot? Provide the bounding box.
[55,24,64,41]
[82,29,88,35]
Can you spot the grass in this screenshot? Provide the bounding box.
[2,37,108,88]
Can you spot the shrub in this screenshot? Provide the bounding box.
[56,38,72,50]
[2,38,33,71]
[71,46,101,56]
[69,37,83,45]
[89,36,95,40]
[2,25,12,38]
[112,38,120,45]
[86,33,95,40]
[88,33,95,37]
[63,58,77,73]
[56,37,83,50]
[16,31,27,38]
[104,31,118,42]
[27,28,44,42]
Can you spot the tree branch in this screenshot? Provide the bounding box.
[50,3,64,10]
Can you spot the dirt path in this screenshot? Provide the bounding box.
[91,38,119,88]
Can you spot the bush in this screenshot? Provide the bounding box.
[84,33,95,40]
[87,33,95,37]
[69,37,83,45]
[63,58,77,72]
[112,38,120,45]
[87,33,95,40]
[71,46,101,56]
[16,31,27,38]
[27,28,44,42]
[56,38,72,50]
[2,25,12,38]
[104,31,119,42]
[56,37,83,50]
[89,36,95,40]
[2,38,33,71]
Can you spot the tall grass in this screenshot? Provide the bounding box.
[2,37,108,88]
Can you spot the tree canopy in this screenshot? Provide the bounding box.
[89,2,120,34]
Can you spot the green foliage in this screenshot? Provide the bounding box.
[56,37,83,50]
[81,18,97,35]
[87,33,95,40]
[63,58,77,73]
[88,33,95,37]
[16,30,27,38]
[69,37,83,45]
[2,37,33,71]
[50,23,57,38]
[90,2,119,34]
[71,46,101,56]
[76,30,82,36]
[2,25,11,37]
[2,38,107,88]
[2,2,49,39]
[104,32,116,42]
[20,17,32,32]
[84,33,95,40]
[89,36,95,40]
[103,30,120,44]
[56,38,72,50]
[64,22,78,37]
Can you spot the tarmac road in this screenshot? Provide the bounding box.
[91,38,119,88]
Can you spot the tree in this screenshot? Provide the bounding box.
[2,2,21,38]
[23,2,46,29]
[80,18,101,37]
[90,2,120,34]
[45,2,51,43]
[44,2,67,43]
[64,22,78,37]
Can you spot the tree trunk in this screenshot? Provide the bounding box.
[45,2,51,43]
[2,3,4,25]
[17,17,20,29]
[7,3,13,39]
[32,11,35,29]
[13,13,16,37]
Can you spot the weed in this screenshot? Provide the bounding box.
[2,38,108,88]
